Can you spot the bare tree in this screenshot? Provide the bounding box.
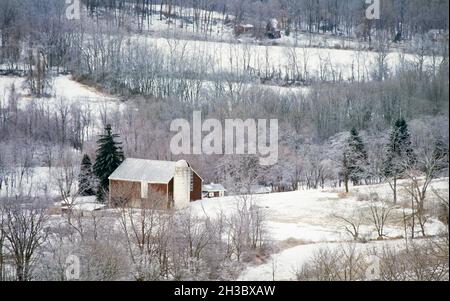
[432,187,449,228]
[377,238,449,281]
[225,195,268,262]
[402,150,446,237]
[54,148,81,209]
[117,188,171,280]
[26,47,52,97]
[296,244,368,281]
[369,200,393,240]
[333,210,363,241]
[0,197,48,281]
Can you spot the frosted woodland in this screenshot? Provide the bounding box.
[0,0,448,281]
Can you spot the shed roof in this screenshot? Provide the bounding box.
[203,183,226,192]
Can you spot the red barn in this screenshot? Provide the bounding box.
[108,159,202,209]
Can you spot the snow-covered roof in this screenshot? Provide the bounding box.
[203,183,226,192]
[248,185,272,194]
[109,158,203,183]
[73,203,106,211]
[108,158,178,183]
[58,196,106,212]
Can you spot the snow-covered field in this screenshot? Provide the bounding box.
[0,74,124,132]
[132,4,427,54]
[188,178,448,280]
[191,178,448,243]
[0,167,74,199]
[134,34,437,83]
[113,4,441,85]
[237,238,419,281]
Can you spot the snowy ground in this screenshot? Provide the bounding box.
[0,74,124,132]
[191,178,448,243]
[237,239,415,281]
[189,178,449,280]
[0,167,73,199]
[56,196,105,212]
[134,34,437,83]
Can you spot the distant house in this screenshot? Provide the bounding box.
[108,159,202,209]
[238,185,273,195]
[426,29,449,42]
[202,183,226,198]
[234,24,254,36]
[250,185,273,195]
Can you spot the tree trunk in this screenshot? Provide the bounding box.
[393,176,397,204]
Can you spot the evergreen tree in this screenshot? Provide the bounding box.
[345,127,369,186]
[432,138,449,174]
[78,154,95,196]
[342,152,350,193]
[383,118,416,203]
[93,124,124,202]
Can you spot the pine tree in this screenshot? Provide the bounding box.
[78,154,95,196]
[433,138,449,174]
[345,127,369,186]
[342,152,350,193]
[383,118,416,203]
[93,124,124,202]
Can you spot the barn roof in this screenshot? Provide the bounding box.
[108,158,202,183]
[109,158,176,183]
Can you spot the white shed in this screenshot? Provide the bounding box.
[202,183,226,198]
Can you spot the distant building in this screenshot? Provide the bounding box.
[202,183,226,198]
[234,24,255,36]
[108,159,202,209]
[426,29,449,42]
[238,185,273,195]
[250,185,273,195]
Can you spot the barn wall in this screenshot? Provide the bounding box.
[109,179,141,206]
[167,178,173,202]
[149,183,168,194]
[109,180,171,209]
[146,183,169,209]
[109,165,202,208]
[190,172,202,201]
